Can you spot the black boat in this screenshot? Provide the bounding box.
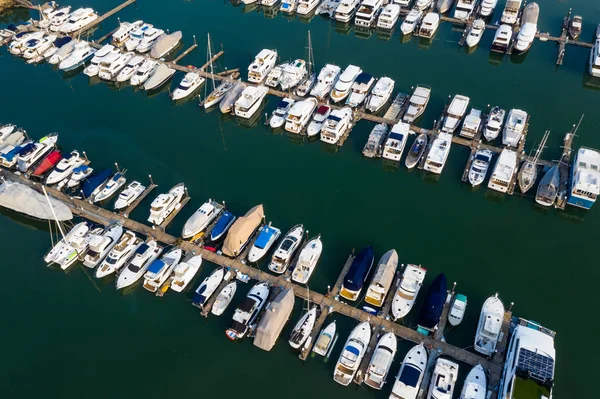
[417,273,448,335]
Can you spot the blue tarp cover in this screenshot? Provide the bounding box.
[343,247,374,291]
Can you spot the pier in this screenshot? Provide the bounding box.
[72,0,137,38]
[121,178,157,218]
[158,190,190,230]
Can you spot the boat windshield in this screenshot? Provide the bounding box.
[105,256,118,265]
[281,237,297,251]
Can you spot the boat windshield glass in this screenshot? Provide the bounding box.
[281,237,296,251]
[106,256,118,265]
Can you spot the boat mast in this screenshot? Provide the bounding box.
[207,33,215,91]
[307,30,313,75]
[532,130,550,164]
[41,185,67,241]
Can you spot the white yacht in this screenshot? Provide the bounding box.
[390,344,428,399]
[419,12,440,38]
[454,0,476,20]
[211,281,237,316]
[502,109,527,147]
[170,255,202,292]
[44,221,90,266]
[265,64,286,88]
[82,225,123,269]
[116,240,163,290]
[280,59,307,91]
[401,9,423,35]
[391,264,426,320]
[95,230,142,278]
[114,181,145,211]
[17,134,58,173]
[91,172,126,203]
[83,44,118,77]
[288,307,317,349]
[280,0,298,13]
[403,85,431,123]
[330,64,362,103]
[428,358,459,399]
[148,183,185,225]
[377,4,401,30]
[111,20,143,48]
[362,123,388,158]
[313,321,337,356]
[382,122,411,162]
[143,64,175,91]
[124,23,153,52]
[171,72,205,101]
[466,19,485,48]
[415,0,433,10]
[441,94,470,134]
[347,72,375,108]
[320,107,353,144]
[491,24,513,53]
[306,105,331,137]
[498,320,556,399]
[247,224,281,263]
[22,34,57,61]
[98,51,134,80]
[297,0,321,15]
[459,108,482,139]
[149,31,182,59]
[590,39,600,77]
[192,267,225,307]
[310,64,341,100]
[143,248,183,293]
[514,2,539,53]
[269,98,295,129]
[501,0,522,25]
[335,0,360,23]
[226,282,270,340]
[9,31,45,56]
[234,85,269,119]
[468,149,493,186]
[114,55,146,83]
[424,132,452,174]
[248,49,278,83]
[448,294,467,326]
[268,224,304,274]
[59,8,99,34]
[333,321,371,386]
[484,106,505,141]
[364,332,397,390]
[567,147,600,209]
[182,199,221,240]
[488,148,518,193]
[474,293,505,356]
[59,42,96,71]
[479,0,498,17]
[366,77,394,113]
[48,11,71,32]
[136,28,165,53]
[291,236,323,284]
[460,364,487,399]
[45,150,84,185]
[40,6,71,29]
[65,165,93,189]
[130,59,158,86]
[355,0,384,27]
[285,98,318,134]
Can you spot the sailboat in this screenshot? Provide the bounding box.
[535,163,560,207]
[202,33,235,109]
[295,31,316,97]
[518,130,550,194]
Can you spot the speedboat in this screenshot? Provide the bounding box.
[269,98,296,129]
[95,230,142,278]
[479,0,498,17]
[59,8,99,34]
[124,23,153,51]
[225,282,270,340]
[31,150,62,178]
[567,147,600,209]
[143,247,183,293]
[366,77,394,113]
[514,2,539,53]
[288,307,317,349]
[280,59,307,91]
[468,149,494,186]
[247,224,282,263]
[454,0,476,20]
[136,28,165,53]
[212,281,237,316]
[417,273,447,335]
[306,105,331,137]
[248,49,278,84]
[355,0,384,28]
[428,358,459,399]
[362,123,388,158]
[285,98,318,134]
[364,249,398,308]
[330,65,362,103]
[423,133,453,174]
[143,63,176,91]
[391,264,426,320]
[59,41,96,71]
[382,122,410,162]
[17,134,58,173]
[418,12,440,38]
[466,19,485,48]
[501,0,522,25]
[111,20,143,48]
[209,211,236,242]
[460,108,482,139]
[503,109,527,147]
[0,140,32,169]
[401,9,423,35]
[116,240,163,290]
[91,172,126,203]
[340,246,375,301]
[182,199,222,240]
[268,224,304,274]
[484,106,506,141]
[192,267,225,307]
[171,72,205,101]
[114,181,145,210]
[333,321,371,386]
[346,72,375,108]
[234,85,269,119]
[320,107,353,144]
[441,94,470,134]
[84,44,118,77]
[80,169,113,200]
[8,31,45,56]
[0,124,16,142]
[149,31,182,59]
[313,320,336,356]
[148,183,186,225]
[448,294,467,326]
[491,24,512,53]
[390,343,428,399]
[82,225,123,268]
[170,255,202,292]
[364,332,397,390]
[377,3,401,30]
[66,165,93,189]
[44,221,90,266]
[130,59,158,86]
[403,85,431,123]
[310,64,341,100]
[474,293,505,356]
[460,364,487,399]
[405,133,428,169]
[203,80,235,109]
[291,235,323,284]
[114,55,146,83]
[22,34,57,60]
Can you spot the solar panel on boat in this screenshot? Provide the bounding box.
[517,348,554,383]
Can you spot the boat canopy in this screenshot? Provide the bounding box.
[222,205,264,257]
[0,180,72,221]
[355,72,373,84]
[254,226,275,249]
[147,259,165,274]
[388,132,405,142]
[370,250,398,289]
[150,31,182,59]
[81,169,112,198]
[417,273,447,330]
[343,246,375,291]
[54,36,72,48]
[316,105,329,114]
[253,289,295,351]
[399,364,421,387]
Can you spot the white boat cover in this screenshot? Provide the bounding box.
[222,204,264,257]
[150,31,182,59]
[0,180,72,221]
[253,289,295,351]
[521,2,539,24]
[370,249,398,291]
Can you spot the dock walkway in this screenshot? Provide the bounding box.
[73,0,137,38]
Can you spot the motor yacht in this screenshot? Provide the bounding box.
[211,281,237,316]
[428,358,459,399]
[424,132,452,174]
[225,282,270,340]
[280,0,298,13]
[320,107,353,144]
[98,52,134,81]
[415,0,433,10]
[589,39,600,77]
[17,134,58,173]
[377,3,400,30]
[330,64,362,102]
[355,0,384,28]
[265,64,286,88]
[310,64,341,100]
[333,321,371,386]
[48,38,77,65]
[143,248,183,293]
[22,34,57,60]
[459,108,482,138]
[285,98,318,134]
[346,72,375,108]
[454,0,476,20]
[115,55,146,83]
[569,15,582,39]
[268,224,304,274]
[59,8,99,34]
[247,224,281,263]
[403,85,431,123]
[42,36,73,61]
[514,2,539,53]
[143,63,175,91]
[441,94,470,134]
[502,108,527,147]
[297,0,321,15]
[83,44,118,77]
[136,28,165,53]
[248,49,278,83]
[181,199,221,239]
[44,221,90,266]
[364,249,398,308]
[124,23,153,52]
[291,236,323,284]
[390,343,428,399]
[288,307,317,349]
[148,183,186,225]
[65,165,93,189]
[488,148,518,193]
[91,172,126,203]
[114,181,146,210]
[116,240,163,290]
[364,332,397,390]
[59,41,96,71]
[468,149,493,186]
[111,20,143,48]
[401,9,423,35]
[479,0,498,17]
[280,59,307,91]
[366,77,394,113]
[82,225,123,268]
[567,147,600,209]
[466,19,485,48]
[391,264,426,320]
[491,24,512,53]
[460,364,487,399]
[149,31,182,59]
[306,105,331,137]
[130,58,158,86]
[171,72,205,101]
[269,98,296,129]
[39,6,71,29]
[362,124,388,158]
[335,0,360,23]
[340,247,374,301]
[170,255,202,292]
[382,122,411,162]
[234,85,269,119]
[501,0,522,25]
[419,12,440,38]
[483,106,505,141]
[474,293,505,356]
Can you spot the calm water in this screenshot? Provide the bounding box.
[2,0,599,397]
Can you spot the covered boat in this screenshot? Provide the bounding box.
[535,164,560,207]
[0,180,72,221]
[417,273,447,335]
[222,204,264,257]
[253,288,295,351]
[340,246,375,301]
[150,31,182,59]
[32,150,62,177]
[364,249,398,307]
[80,169,112,199]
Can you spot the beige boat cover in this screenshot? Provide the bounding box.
[370,249,398,291]
[0,180,72,221]
[222,204,264,257]
[253,288,295,351]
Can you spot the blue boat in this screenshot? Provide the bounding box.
[209,211,236,242]
[1,142,31,167]
[53,36,72,49]
[247,224,281,263]
[417,273,448,335]
[81,169,112,199]
[340,246,375,301]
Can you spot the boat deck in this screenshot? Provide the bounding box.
[121,181,157,218]
[72,0,137,38]
[158,193,190,230]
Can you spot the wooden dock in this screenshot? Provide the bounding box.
[158,192,190,230]
[72,0,137,38]
[172,43,199,64]
[95,27,120,44]
[122,182,157,218]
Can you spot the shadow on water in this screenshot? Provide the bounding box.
[286,133,305,147]
[484,188,509,204]
[262,5,279,20]
[354,26,374,40]
[334,21,352,36]
[298,11,318,24]
[509,50,530,65]
[422,170,441,184]
[488,51,505,66]
[382,159,400,172]
[399,32,413,45]
[0,206,52,232]
[0,8,30,24]
[376,27,395,42]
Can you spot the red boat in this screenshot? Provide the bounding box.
[32,150,62,177]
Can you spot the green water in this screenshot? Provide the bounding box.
[2,1,599,397]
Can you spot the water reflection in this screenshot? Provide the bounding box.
[484,188,508,203]
[354,26,374,40]
[488,51,505,66]
[334,21,352,36]
[376,28,395,42]
[242,4,260,14]
[262,5,279,19]
[382,159,400,172]
[0,206,51,232]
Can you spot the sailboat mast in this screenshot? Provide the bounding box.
[307,30,313,75]
[207,33,215,90]
[41,185,67,240]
